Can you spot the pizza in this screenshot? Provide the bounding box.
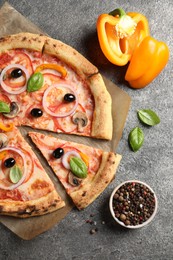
[0,126,65,218]
[29,132,122,210]
[0,32,122,218]
[0,32,112,140]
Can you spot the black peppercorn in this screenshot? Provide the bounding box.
[112,182,156,226]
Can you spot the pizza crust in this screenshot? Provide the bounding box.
[0,32,45,53]
[88,73,113,140]
[0,190,65,218]
[43,36,98,78]
[69,152,122,210]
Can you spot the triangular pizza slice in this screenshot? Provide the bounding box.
[0,33,112,140]
[29,132,121,210]
[0,127,65,218]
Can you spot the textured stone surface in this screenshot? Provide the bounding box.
[0,0,173,259]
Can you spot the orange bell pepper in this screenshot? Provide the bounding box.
[125,36,169,88]
[35,63,67,78]
[79,152,89,167]
[0,122,14,132]
[97,8,149,66]
[0,151,7,160]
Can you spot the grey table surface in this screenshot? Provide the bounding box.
[0,0,172,259]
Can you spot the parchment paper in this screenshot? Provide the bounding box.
[0,2,131,240]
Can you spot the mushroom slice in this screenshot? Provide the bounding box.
[72,111,88,132]
[0,133,8,148]
[3,102,20,118]
[68,171,83,187]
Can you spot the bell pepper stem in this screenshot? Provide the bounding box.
[109,8,126,17]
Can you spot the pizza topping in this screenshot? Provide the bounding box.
[42,84,78,117]
[0,133,8,149]
[62,150,81,170]
[72,111,88,132]
[3,102,20,118]
[4,157,16,168]
[52,147,64,159]
[0,122,14,132]
[30,108,43,118]
[35,64,67,78]
[27,72,44,92]
[64,93,76,102]
[11,68,23,78]
[68,171,83,187]
[70,157,88,178]
[0,147,27,190]
[9,165,22,184]
[0,101,10,113]
[79,152,89,167]
[0,64,30,94]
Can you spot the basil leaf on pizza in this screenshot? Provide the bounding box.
[70,157,88,178]
[0,101,10,113]
[9,165,22,184]
[27,72,44,92]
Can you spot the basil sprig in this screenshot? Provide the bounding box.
[128,127,144,152]
[137,109,160,126]
[9,165,22,184]
[0,101,10,113]
[27,72,44,92]
[70,157,88,178]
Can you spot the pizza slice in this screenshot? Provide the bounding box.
[0,32,112,140]
[29,132,122,210]
[0,126,65,218]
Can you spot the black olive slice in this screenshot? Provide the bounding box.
[4,157,16,168]
[30,108,43,118]
[52,148,64,159]
[11,69,23,78]
[64,93,76,102]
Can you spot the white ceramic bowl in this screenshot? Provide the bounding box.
[109,180,158,229]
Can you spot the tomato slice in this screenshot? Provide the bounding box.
[55,103,85,133]
[43,73,62,84]
[0,93,11,104]
[0,150,24,179]
[0,189,23,201]
[21,148,34,183]
[12,52,33,75]
[0,51,33,75]
[3,67,27,89]
[0,53,13,68]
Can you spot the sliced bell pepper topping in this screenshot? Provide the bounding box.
[35,64,67,78]
[0,122,14,132]
[0,151,7,160]
[125,36,169,88]
[79,152,89,167]
[97,8,149,66]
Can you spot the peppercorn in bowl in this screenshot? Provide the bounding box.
[109,180,158,229]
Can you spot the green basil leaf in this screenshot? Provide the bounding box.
[0,101,10,113]
[137,109,160,126]
[27,72,44,92]
[9,165,22,184]
[70,157,88,178]
[128,127,144,152]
